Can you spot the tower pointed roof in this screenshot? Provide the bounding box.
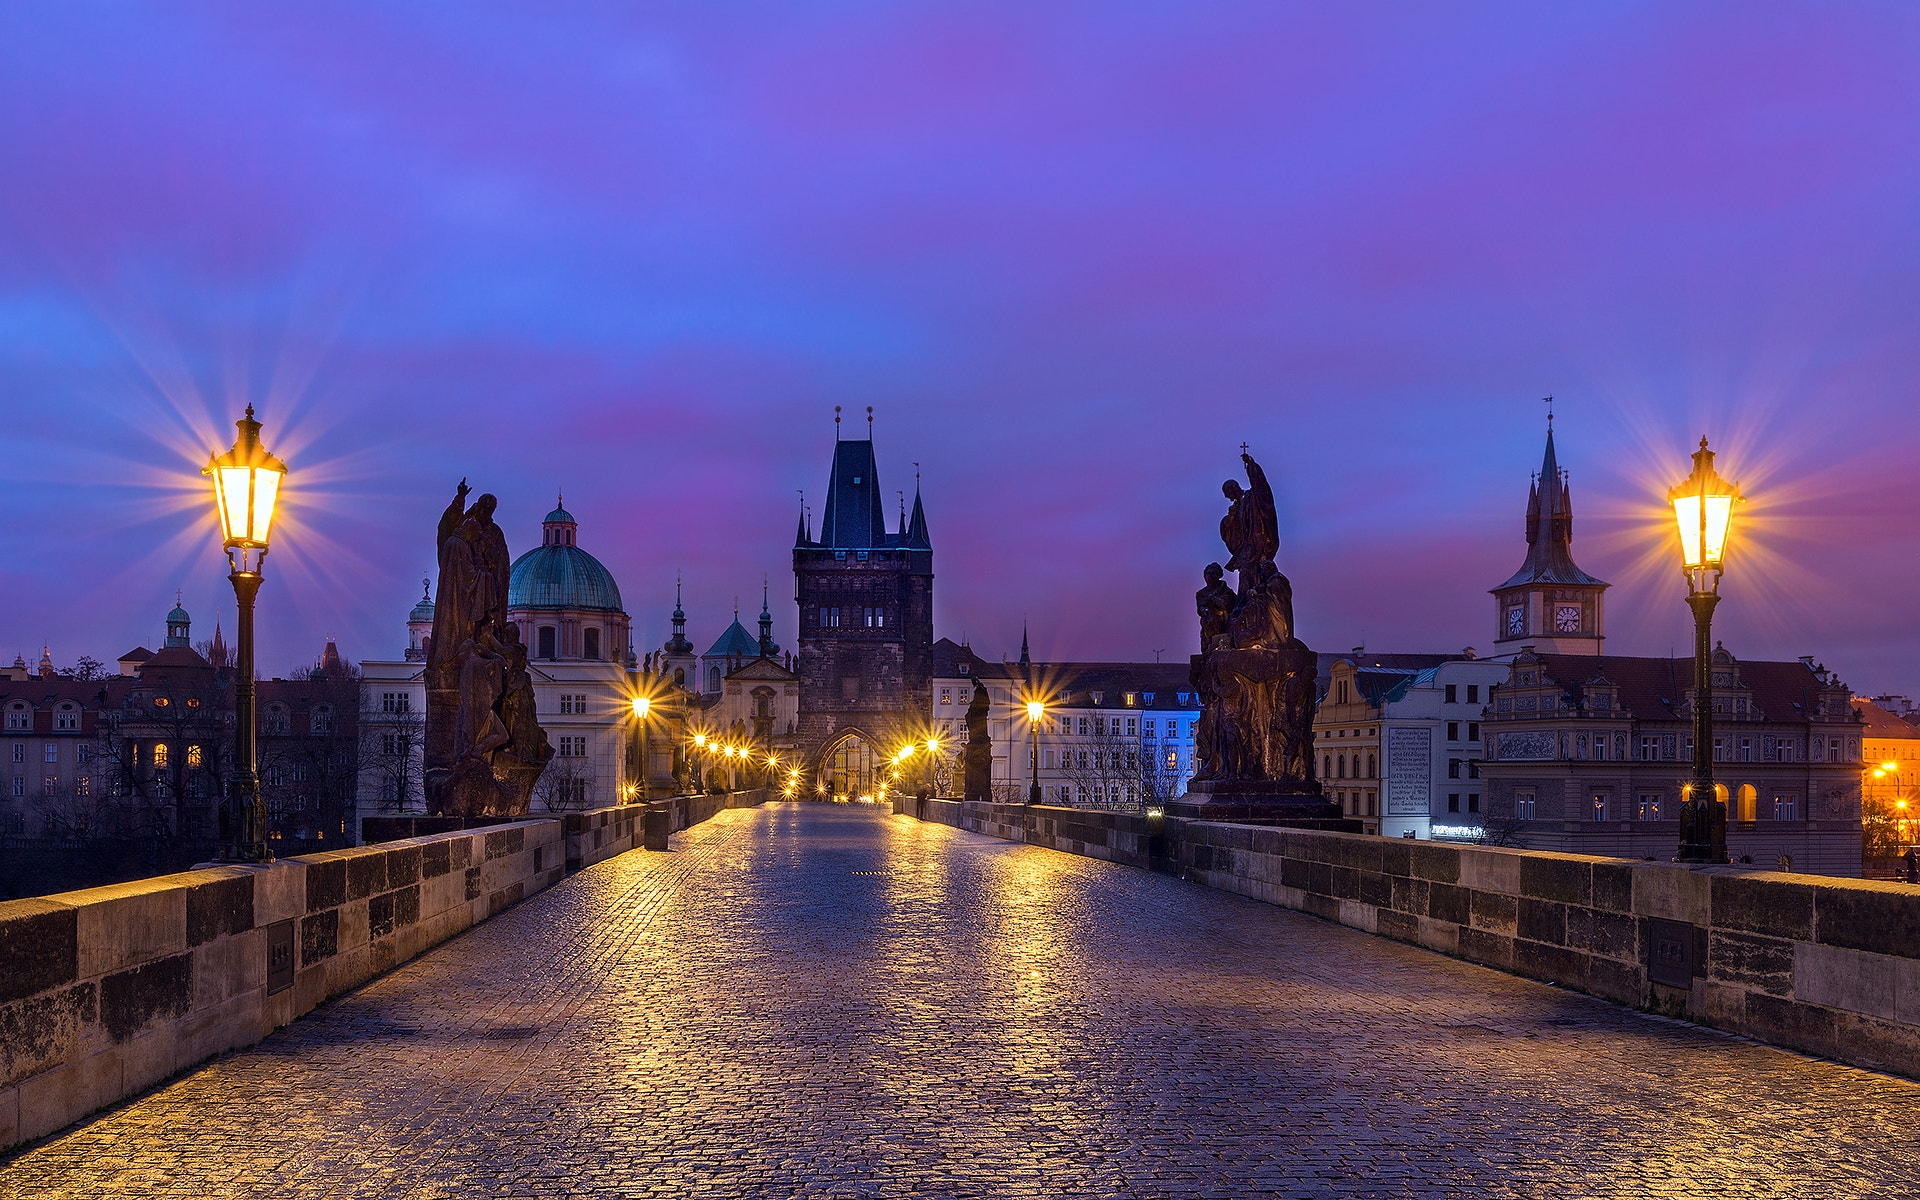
[757,575,779,657]
[1019,624,1031,667]
[818,438,888,549]
[666,573,693,654]
[905,485,931,549]
[1494,427,1607,590]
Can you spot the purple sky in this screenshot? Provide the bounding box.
[5,5,1920,692]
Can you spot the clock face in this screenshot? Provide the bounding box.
[1506,606,1526,637]
[1555,604,1582,633]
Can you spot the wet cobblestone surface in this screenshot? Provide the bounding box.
[4,802,1917,1198]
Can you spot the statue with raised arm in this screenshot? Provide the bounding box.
[1174,448,1346,827]
[425,480,552,817]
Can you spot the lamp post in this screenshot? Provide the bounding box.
[1025,700,1045,805]
[1669,436,1740,864]
[630,694,652,802]
[204,406,287,863]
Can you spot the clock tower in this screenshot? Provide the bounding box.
[1490,425,1607,655]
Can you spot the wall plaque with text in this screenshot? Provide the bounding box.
[1385,727,1431,816]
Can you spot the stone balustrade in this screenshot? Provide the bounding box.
[898,797,1920,1080]
[0,789,771,1148]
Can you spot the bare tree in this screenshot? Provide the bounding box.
[360,707,426,814]
[1059,718,1152,811]
[69,656,106,682]
[534,753,597,812]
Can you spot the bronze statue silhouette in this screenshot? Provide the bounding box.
[426,480,553,816]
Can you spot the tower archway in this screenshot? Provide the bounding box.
[817,730,886,802]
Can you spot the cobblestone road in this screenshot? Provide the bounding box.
[4,802,1917,1198]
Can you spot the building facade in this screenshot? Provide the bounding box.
[1314,654,1511,839]
[1857,697,1920,860]
[930,638,1199,809]
[792,421,934,794]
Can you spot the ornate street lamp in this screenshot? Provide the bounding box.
[204,406,287,862]
[1669,436,1740,864]
[1025,699,1045,805]
[630,694,652,803]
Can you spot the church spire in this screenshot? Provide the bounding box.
[666,571,692,655]
[1019,623,1031,667]
[758,574,778,658]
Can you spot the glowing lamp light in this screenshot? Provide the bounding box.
[926,738,939,753]
[631,696,651,720]
[1669,436,1740,575]
[204,406,288,573]
[694,733,707,748]
[1025,700,1045,723]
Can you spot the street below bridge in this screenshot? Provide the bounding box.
[3,801,1915,1198]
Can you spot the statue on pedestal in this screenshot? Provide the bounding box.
[1174,450,1344,825]
[425,480,553,817]
[963,679,992,803]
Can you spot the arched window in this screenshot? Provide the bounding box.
[1736,784,1758,823]
[1323,755,1332,778]
[707,666,721,693]
[1367,753,1376,779]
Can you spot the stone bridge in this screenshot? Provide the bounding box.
[2,799,1918,1197]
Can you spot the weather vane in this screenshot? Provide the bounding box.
[1544,395,1555,430]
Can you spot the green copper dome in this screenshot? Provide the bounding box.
[508,544,624,612]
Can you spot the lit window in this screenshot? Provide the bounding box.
[188,745,203,768]
[153,743,169,768]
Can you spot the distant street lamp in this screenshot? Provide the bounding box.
[204,406,287,863]
[630,694,652,803]
[1669,436,1741,864]
[1025,699,1046,805]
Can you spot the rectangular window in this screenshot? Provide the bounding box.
[1448,793,1460,812]
[1466,685,1479,704]
[188,745,203,768]
[1774,794,1797,821]
[1125,718,1136,736]
[1445,684,1458,704]
[1516,790,1535,820]
[1467,760,1480,779]
[940,690,951,705]
[9,777,19,797]
[1592,793,1610,821]
[43,744,57,764]
[382,692,398,713]
[9,745,19,764]
[1738,737,1753,763]
[1448,758,1461,779]
[1078,717,1090,736]
[1467,794,1480,813]
[1447,722,1460,742]
[75,776,88,798]
[77,745,89,765]
[1043,750,1055,769]
[583,628,601,660]
[1466,722,1479,742]
[153,743,168,768]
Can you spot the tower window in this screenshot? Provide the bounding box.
[584,628,601,660]
[538,627,557,660]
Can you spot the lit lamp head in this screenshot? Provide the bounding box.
[204,406,288,576]
[925,737,939,754]
[1025,699,1045,723]
[1669,436,1740,592]
[694,733,707,749]
[631,695,651,720]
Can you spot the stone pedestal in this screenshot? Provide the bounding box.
[1167,780,1363,831]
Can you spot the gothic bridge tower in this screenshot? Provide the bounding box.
[792,409,933,797]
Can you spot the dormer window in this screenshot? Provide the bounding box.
[958,663,969,675]
[1091,691,1104,705]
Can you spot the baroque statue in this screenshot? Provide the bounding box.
[1174,450,1337,822]
[425,480,554,817]
[963,678,992,803]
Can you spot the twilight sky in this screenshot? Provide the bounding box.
[4,4,1920,692]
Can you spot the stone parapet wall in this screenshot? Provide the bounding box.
[0,820,563,1147]
[895,798,1920,1080]
[563,790,770,872]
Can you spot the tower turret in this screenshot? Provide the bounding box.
[1491,423,1608,654]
